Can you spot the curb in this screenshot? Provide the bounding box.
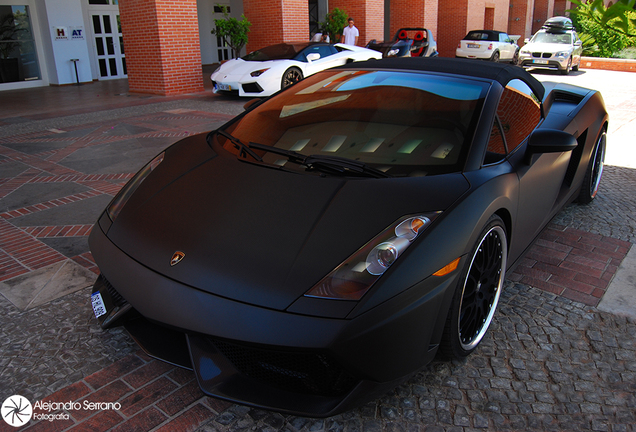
[580,56,636,72]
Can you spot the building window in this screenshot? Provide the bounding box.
[0,5,41,83]
[89,0,118,5]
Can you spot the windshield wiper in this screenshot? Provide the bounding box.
[249,142,392,178]
[305,155,392,178]
[216,130,263,162]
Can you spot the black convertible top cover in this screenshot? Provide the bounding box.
[343,57,545,101]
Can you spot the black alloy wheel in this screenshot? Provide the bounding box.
[440,215,507,358]
[281,67,303,89]
[578,130,606,204]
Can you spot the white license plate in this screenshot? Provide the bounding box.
[467,43,480,48]
[533,59,549,64]
[91,292,107,318]
[216,83,232,91]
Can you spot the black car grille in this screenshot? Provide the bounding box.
[101,275,127,307]
[242,82,264,93]
[532,52,552,58]
[212,339,358,397]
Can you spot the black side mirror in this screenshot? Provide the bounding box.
[525,129,577,164]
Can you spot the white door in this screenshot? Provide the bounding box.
[90,12,126,79]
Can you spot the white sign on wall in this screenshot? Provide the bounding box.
[70,27,85,40]
[54,26,68,40]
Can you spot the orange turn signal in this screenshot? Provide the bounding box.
[433,257,460,277]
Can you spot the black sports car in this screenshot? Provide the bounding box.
[89,57,608,417]
[366,27,438,57]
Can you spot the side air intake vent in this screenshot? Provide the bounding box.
[553,90,584,104]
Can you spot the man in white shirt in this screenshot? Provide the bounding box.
[342,18,359,46]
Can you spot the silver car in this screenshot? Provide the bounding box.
[519,27,582,75]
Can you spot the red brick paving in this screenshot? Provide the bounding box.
[2,223,629,431]
[0,110,232,281]
[17,352,223,432]
[510,225,632,306]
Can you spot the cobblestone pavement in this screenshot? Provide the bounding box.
[1,70,635,431]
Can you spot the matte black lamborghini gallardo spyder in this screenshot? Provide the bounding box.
[89,57,608,417]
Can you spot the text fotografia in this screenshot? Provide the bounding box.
[34,400,121,412]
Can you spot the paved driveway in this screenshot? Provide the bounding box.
[0,68,635,431]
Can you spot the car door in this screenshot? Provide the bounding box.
[498,33,514,61]
[301,45,344,77]
[493,80,572,258]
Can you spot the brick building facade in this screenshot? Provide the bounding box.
[116,0,568,95]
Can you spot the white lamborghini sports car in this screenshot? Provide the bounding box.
[210,42,382,97]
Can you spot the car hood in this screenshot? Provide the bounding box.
[107,135,470,310]
[213,58,288,78]
[523,43,572,53]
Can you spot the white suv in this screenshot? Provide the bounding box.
[519,17,582,75]
[455,30,520,63]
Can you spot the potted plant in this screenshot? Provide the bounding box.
[320,8,348,43]
[211,6,251,59]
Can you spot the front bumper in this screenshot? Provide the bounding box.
[211,73,279,97]
[519,56,568,71]
[89,212,458,416]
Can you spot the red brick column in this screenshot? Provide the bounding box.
[508,0,532,47]
[329,0,384,46]
[244,0,309,52]
[532,0,552,34]
[437,0,468,57]
[553,0,569,16]
[119,0,204,96]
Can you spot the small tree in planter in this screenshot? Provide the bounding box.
[211,6,251,59]
[320,8,348,43]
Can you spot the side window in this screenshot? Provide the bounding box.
[496,79,541,153]
[485,119,506,164]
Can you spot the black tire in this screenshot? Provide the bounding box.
[281,67,303,89]
[440,215,507,359]
[578,130,606,204]
[572,59,579,71]
[511,49,519,65]
[491,51,500,62]
[560,57,572,75]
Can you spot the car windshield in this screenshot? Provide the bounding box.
[532,32,572,44]
[242,43,313,61]
[219,70,489,177]
[465,31,496,41]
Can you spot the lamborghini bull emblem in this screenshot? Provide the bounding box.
[170,251,185,266]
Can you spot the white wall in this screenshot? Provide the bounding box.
[41,0,91,84]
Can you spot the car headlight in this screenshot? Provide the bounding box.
[305,213,441,301]
[520,49,530,55]
[250,68,270,77]
[107,152,165,221]
[387,48,400,57]
[555,51,569,58]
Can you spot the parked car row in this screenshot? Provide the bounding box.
[211,28,438,98]
[211,17,581,98]
[455,16,582,76]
